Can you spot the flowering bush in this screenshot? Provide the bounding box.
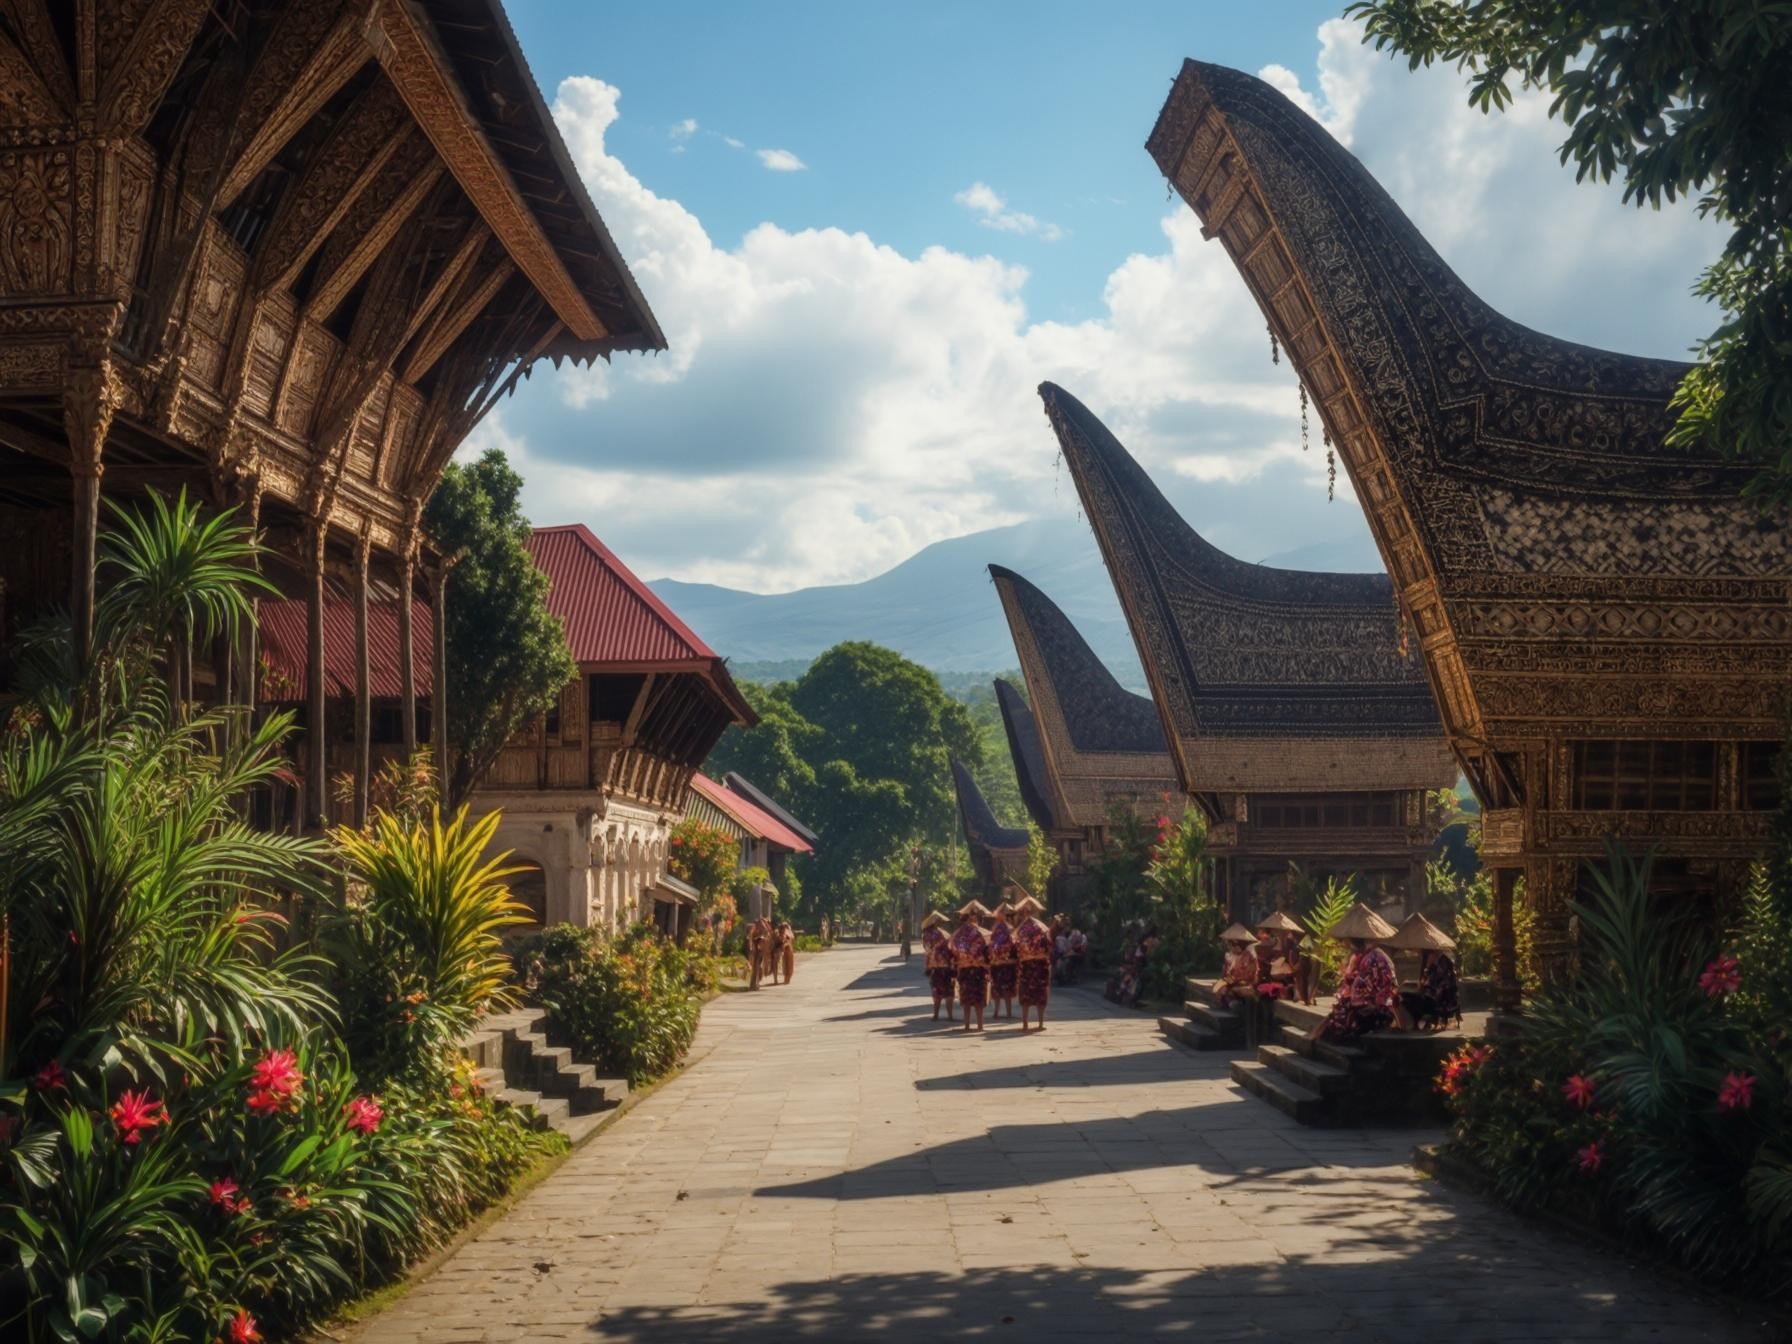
[667,819,740,905]
[1440,849,1792,1296]
[513,923,711,1086]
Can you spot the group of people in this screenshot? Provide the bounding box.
[1214,901,1461,1045]
[920,887,1055,1032]
[1051,917,1088,985]
[1104,920,1160,1007]
[745,915,796,990]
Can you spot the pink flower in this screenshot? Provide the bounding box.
[110,1090,166,1145]
[1718,1071,1755,1113]
[208,1177,240,1209]
[246,1048,303,1116]
[225,1310,262,1343]
[344,1095,383,1135]
[1561,1074,1596,1110]
[30,1059,66,1092]
[1575,1141,1604,1174]
[1699,953,1741,998]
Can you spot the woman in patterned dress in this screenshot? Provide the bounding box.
[1213,924,1261,1006]
[922,911,955,1021]
[1309,902,1399,1044]
[1011,894,1053,1032]
[778,919,796,984]
[987,900,1019,1020]
[950,902,992,1032]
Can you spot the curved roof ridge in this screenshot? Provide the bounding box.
[951,756,1029,853]
[993,678,1062,834]
[988,563,1166,755]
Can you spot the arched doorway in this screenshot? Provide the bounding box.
[506,861,549,935]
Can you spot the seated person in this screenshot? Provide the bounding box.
[1214,924,1260,1005]
[1066,926,1087,983]
[1398,946,1461,1031]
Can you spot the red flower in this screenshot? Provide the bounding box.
[30,1059,66,1091]
[1699,953,1741,998]
[246,1048,303,1116]
[110,1090,167,1145]
[1574,1141,1604,1174]
[1718,1071,1755,1113]
[208,1177,240,1209]
[344,1095,383,1135]
[225,1310,262,1343]
[246,1088,287,1116]
[1561,1074,1596,1110]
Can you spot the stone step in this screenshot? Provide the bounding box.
[557,1110,611,1146]
[1274,1023,1370,1072]
[461,1030,503,1070]
[1230,1060,1330,1126]
[1258,1043,1349,1097]
[493,1087,570,1132]
[473,1066,508,1097]
[1183,999,1241,1037]
[526,1043,574,1082]
[1158,1016,1226,1052]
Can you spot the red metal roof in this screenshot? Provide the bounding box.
[688,772,813,854]
[526,525,753,722]
[258,598,433,701]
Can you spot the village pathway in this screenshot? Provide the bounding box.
[358,945,1772,1343]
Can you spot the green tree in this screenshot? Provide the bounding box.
[958,675,1027,829]
[705,680,820,805]
[424,449,575,803]
[1345,1,1792,500]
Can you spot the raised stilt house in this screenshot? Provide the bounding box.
[684,770,816,921]
[0,1,661,834]
[1145,60,1790,1005]
[469,525,756,931]
[988,567,1179,903]
[1039,385,1456,926]
[950,756,1031,898]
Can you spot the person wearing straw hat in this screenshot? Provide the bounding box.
[1214,923,1261,1006]
[987,896,1020,1021]
[1258,910,1316,1005]
[950,901,993,1031]
[921,911,955,1021]
[1388,912,1461,1031]
[1308,901,1400,1044]
[1010,894,1053,1030]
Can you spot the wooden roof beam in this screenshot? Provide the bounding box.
[305,153,445,323]
[97,0,212,137]
[1,0,74,110]
[399,254,513,384]
[365,0,606,341]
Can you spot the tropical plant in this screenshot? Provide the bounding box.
[1024,823,1058,901]
[1296,870,1361,993]
[330,805,531,1083]
[667,819,741,904]
[1138,806,1222,998]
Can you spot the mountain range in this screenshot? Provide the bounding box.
[648,517,1384,689]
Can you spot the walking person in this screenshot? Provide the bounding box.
[746,916,766,991]
[950,901,992,1033]
[1011,894,1053,1032]
[922,910,955,1021]
[778,919,796,984]
[987,898,1019,1020]
[761,915,782,986]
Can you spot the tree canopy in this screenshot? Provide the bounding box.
[423,449,575,802]
[1345,0,1792,501]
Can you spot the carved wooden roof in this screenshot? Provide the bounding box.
[1145,60,1791,753]
[994,677,1066,835]
[951,756,1030,860]
[990,565,1180,829]
[1040,382,1455,795]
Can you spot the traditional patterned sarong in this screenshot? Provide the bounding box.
[1013,916,1052,1007]
[988,918,1019,999]
[1321,947,1397,1042]
[950,921,991,1008]
[923,927,954,1001]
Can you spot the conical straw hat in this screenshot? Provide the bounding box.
[1009,893,1045,916]
[1257,910,1304,934]
[957,899,992,920]
[993,901,1015,918]
[1220,922,1259,944]
[1327,901,1398,942]
[921,910,949,930]
[1384,911,1456,952]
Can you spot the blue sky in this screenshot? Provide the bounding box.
[479,5,1724,593]
[510,1,1342,324]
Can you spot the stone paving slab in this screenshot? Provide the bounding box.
[354,946,1775,1343]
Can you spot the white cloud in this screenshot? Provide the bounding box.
[670,117,698,140]
[722,135,745,150]
[756,147,806,172]
[954,181,1065,241]
[497,28,1720,594]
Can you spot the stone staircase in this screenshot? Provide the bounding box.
[1228,1000,1462,1128]
[1156,976,1245,1052]
[460,1007,630,1145]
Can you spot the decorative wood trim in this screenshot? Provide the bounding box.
[97,0,212,138]
[364,0,605,341]
[1,0,75,111]
[399,254,512,383]
[0,27,65,124]
[304,157,443,323]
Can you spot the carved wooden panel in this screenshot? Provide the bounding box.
[242,300,295,420]
[276,322,337,439]
[0,148,73,293]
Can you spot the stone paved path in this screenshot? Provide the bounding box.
[358,945,1772,1342]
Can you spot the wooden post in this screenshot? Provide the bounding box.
[398,546,417,757]
[237,490,262,724]
[1492,867,1521,1017]
[353,533,372,828]
[429,561,448,793]
[1407,856,1427,917]
[305,526,328,831]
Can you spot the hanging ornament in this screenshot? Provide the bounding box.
[1327,447,1337,501]
[1298,383,1309,453]
[1268,324,1279,365]
[1395,593,1411,660]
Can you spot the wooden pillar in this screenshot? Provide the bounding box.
[398,546,417,757]
[1491,867,1521,1017]
[305,526,328,831]
[429,561,448,790]
[1407,856,1427,917]
[236,490,262,721]
[353,533,372,828]
[1527,856,1579,989]
[64,365,121,666]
